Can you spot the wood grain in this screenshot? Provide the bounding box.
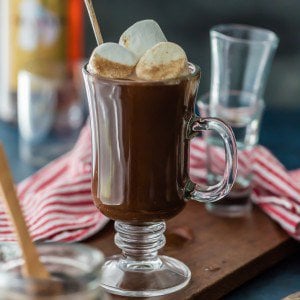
[0,144,50,279]
[86,202,298,300]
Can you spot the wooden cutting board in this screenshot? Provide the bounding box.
[86,202,298,300]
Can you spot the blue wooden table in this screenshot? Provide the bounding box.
[1,109,300,299]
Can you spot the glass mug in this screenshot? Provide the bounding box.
[83,62,237,297]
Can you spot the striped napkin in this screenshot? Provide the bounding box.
[190,138,300,240]
[1,125,300,242]
[0,125,108,242]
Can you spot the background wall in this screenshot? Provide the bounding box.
[84,0,300,109]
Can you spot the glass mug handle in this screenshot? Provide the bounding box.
[185,116,238,203]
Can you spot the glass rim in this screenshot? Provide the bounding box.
[82,62,201,86]
[0,242,104,285]
[210,24,279,46]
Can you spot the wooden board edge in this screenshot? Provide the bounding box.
[191,238,299,300]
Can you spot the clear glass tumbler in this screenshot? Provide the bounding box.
[199,92,265,217]
[0,243,108,300]
[205,24,279,217]
[83,62,237,297]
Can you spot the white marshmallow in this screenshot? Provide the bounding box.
[119,20,167,59]
[88,42,138,79]
[136,42,188,80]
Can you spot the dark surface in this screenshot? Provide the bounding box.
[260,109,300,170]
[0,122,37,182]
[224,254,300,300]
[1,108,300,299]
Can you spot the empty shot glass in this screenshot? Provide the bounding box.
[202,24,278,217]
[198,92,265,217]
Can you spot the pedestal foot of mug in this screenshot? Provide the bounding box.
[99,221,191,297]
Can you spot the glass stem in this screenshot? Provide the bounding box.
[114,221,166,271]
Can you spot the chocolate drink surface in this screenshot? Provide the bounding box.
[84,66,200,222]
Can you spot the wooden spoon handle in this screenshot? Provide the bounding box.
[0,144,50,279]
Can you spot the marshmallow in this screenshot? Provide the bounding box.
[88,42,138,79]
[119,20,167,59]
[136,42,188,80]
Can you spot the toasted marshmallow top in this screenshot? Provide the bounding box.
[90,42,138,66]
[119,20,167,59]
[136,41,188,80]
[88,42,138,78]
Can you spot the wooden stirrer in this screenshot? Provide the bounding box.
[84,0,104,45]
[0,144,50,279]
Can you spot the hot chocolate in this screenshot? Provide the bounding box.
[83,12,237,296]
[85,66,200,222]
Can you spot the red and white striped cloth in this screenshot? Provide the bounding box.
[190,138,300,240]
[0,126,108,242]
[1,125,300,242]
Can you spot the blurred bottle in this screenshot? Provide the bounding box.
[0,0,84,123]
